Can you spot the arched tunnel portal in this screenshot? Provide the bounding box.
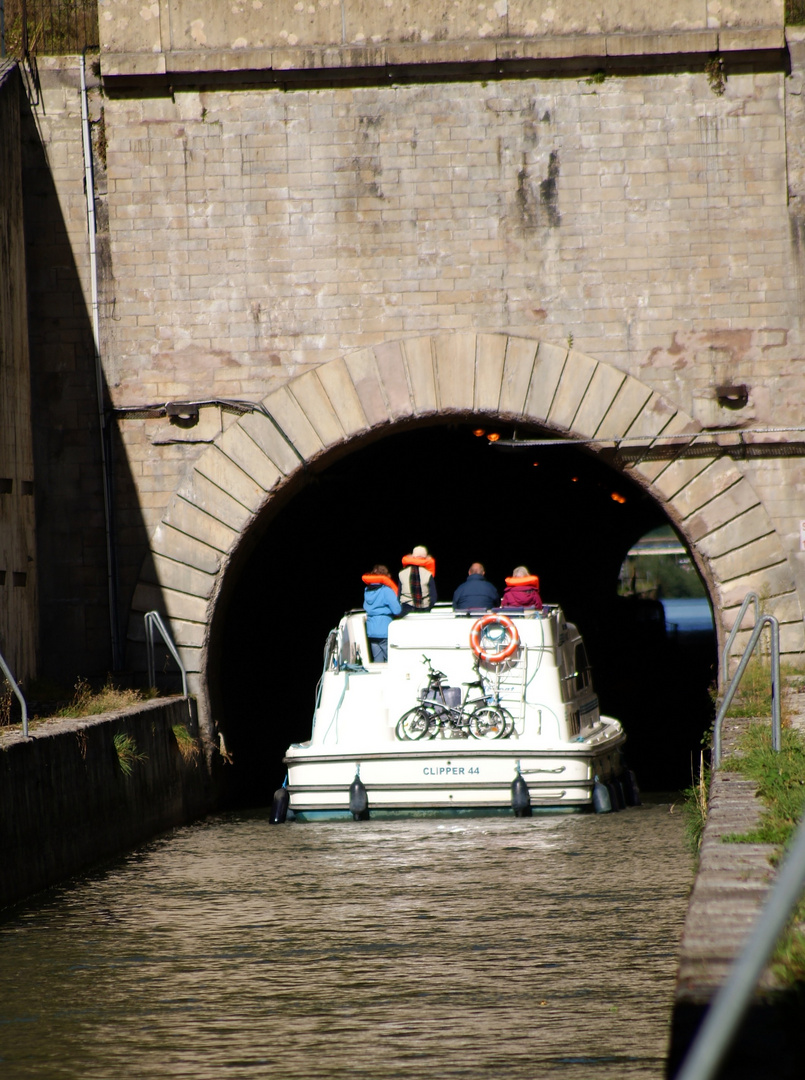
[210,419,714,801]
[129,334,804,804]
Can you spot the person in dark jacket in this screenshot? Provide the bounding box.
[452,563,499,611]
[362,564,402,662]
[500,566,543,610]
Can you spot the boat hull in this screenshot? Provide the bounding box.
[281,605,631,820]
[292,805,584,821]
[284,736,626,816]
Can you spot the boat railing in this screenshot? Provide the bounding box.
[144,610,189,703]
[712,603,780,769]
[0,647,28,739]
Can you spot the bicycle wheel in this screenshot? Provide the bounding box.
[396,707,434,741]
[469,706,513,740]
[498,707,515,738]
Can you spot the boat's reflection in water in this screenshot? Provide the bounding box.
[0,802,691,1079]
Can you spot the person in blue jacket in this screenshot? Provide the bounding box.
[452,562,500,611]
[362,564,402,663]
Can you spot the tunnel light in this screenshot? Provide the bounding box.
[532,461,539,467]
[486,432,501,442]
[611,492,627,504]
[571,476,578,482]
[472,428,486,437]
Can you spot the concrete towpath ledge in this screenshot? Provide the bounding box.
[666,714,805,1079]
[0,699,216,910]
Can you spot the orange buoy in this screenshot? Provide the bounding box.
[469,613,520,664]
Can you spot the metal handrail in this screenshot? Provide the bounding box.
[674,800,805,1080]
[721,591,760,685]
[676,597,791,1079]
[0,648,28,738]
[144,610,188,698]
[713,613,780,768]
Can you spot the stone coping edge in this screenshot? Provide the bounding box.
[99,27,785,81]
[0,694,191,750]
[0,697,216,910]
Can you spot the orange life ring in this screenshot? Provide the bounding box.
[470,614,520,664]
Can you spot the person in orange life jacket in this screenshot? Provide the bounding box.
[500,566,543,610]
[398,544,437,614]
[362,564,402,663]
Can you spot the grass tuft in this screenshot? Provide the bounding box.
[0,685,13,727]
[713,657,803,723]
[172,723,200,763]
[112,732,147,776]
[722,722,805,984]
[722,724,805,846]
[57,677,156,719]
[681,751,709,858]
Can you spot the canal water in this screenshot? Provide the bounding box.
[0,800,691,1079]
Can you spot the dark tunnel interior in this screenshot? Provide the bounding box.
[211,421,717,804]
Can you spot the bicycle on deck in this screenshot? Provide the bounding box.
[396,654,514,741]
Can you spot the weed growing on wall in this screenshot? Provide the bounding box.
[681,751,709,858]
[705,55,726,96]
[172,724,200,763]
[0,686,13,727]
[112,732,147,776]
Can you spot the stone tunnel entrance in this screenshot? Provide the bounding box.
[132,334,802,805]
[208,419,717,804]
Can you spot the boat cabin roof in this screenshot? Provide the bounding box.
[334,603,576,671]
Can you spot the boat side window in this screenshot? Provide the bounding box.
[342,612,370,667]
[574,643,590,692]
[558,648,573,703]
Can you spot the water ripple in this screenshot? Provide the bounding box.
[0,800,690,1079]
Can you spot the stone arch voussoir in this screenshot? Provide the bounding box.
[127,333,804,718]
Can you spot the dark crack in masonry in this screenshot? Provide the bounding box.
[540,149,561,227]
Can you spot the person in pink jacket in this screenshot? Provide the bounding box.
[500,566,543,610]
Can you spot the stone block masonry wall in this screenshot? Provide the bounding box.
[18,27,805,681]
[0,66,37,684]
[19,59,117,678]
[96,57,805,605]
[103,70,795,396]
[0,698,215,908]
[100,0,784,59]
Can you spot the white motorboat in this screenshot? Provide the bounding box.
[278,604,634,821]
